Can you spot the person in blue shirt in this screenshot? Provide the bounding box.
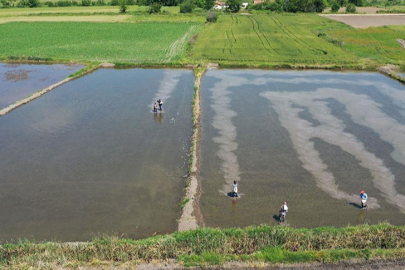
[360,190,368,209]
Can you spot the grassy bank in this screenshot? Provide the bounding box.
[2,223,405,268]
[325,25,405,67]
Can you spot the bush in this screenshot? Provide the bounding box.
[82,0,91,5]
[204,0,215,10]
[96,0,105,5]
[148,2,161,13]
[44,0,54,6]
[110,0,118,4]
[180,0,194,13]
[346,3,356,12]
[28,0,39,7]
[226,0,241,12]
[206,11,218,22]
[330,1,340,12]
[119,0,126,12]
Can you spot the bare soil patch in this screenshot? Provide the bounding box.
[320,14,405,28]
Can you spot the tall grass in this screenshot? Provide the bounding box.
[2,223,405,268]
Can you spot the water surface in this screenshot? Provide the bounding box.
[0,63,83,109]
[0,68,193,242]
[201,70,405,229]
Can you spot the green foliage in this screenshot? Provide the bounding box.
[226,0,241,12]
[110,0,118,5]
[204,0,215,9]
[148,2,161,13]
[206,11,218,22]
[180,0,195,13]
[346,3,356,12]
[81,0,91,5]
[348,0,363,6]
[119,0,126,12]
[331,1,340,11]
[3,224,405,268]
[180,197,190,209]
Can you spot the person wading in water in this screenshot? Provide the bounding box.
[157,99,163,111]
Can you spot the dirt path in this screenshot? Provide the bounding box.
[320,14,405,28]
[178,68,205,231]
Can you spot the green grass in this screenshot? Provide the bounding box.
[2,223,405,268]
[0,21,200,63]
[188,13,360,67]
[326,25,405,66]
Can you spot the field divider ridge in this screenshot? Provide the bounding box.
[178,66,206,231]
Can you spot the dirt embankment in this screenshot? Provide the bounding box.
[177,66,206,231]
[320,14,405,28]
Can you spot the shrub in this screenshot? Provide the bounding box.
[204,0,215,10]
[180,0,194,13]
[44,0,54,6]
[110,0,118,4]
[148,2,161,13]
[96,0,105,5]
[313,0,326,12]
[206,11,218,22]
[226,0,241,13]
[331,1,340,12]
[28,0,39,7]
[346,3,356,13]
[119,0,126,12]
[81,0,91,5]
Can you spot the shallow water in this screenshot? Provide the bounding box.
[0,68,193,242]
[200,70,405,229]
[0,63,83,109]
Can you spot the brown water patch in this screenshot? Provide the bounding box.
[3,69,32,82]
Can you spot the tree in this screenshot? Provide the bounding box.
[148,2,161,13]
[313,0,326,12]
[28,0,39,7]
[346,3,356,12]
[206,11,218,22]
[119,0,127,12]
[204,0,215,10]
[330,1,340,12]
[226,0,241,12]
[180,0,194,13]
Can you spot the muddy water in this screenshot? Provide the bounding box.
[0,68,193,242]
[200,70,405,229]
[0,63,83,109]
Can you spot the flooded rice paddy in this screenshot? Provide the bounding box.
[201,70,405,229]
[0,63,83,110]
[0,68,193,242]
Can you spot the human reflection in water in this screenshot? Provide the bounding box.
[154,111,164,123]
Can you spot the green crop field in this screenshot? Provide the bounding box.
[188,13,359,66]
[326,26,405,66]
[0,21,200,63]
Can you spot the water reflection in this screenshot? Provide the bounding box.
[201,70,405,229]
[0,68,193,242]
[153,111,164,123]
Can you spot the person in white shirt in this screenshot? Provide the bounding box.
[279,202,288,222]
[232,181,238,197]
